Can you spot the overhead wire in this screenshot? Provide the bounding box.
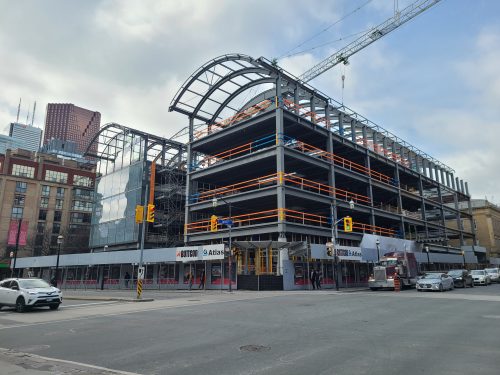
[276,0,374,60]
[279,28,372,59]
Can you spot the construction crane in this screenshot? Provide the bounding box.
[300,0,442,83]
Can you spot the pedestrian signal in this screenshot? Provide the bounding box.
[146,204,155,222]
[135,205,144,223]
[327,248,333,257]
[210,215,218,232]
[344,216,353,232]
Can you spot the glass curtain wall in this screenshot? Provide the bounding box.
[90,134,145,248]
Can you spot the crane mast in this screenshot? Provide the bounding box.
[300,0,441,83]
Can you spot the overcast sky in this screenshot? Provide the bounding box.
[0,0,498,203]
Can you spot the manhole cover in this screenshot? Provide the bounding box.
[240,345,271,353]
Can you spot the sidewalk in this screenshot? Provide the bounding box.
[0,348,139,375]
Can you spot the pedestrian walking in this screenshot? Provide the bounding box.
[315,269,322,290]
[124,272,131,288]
[310,269,317,290]
[188,272,194,291]
[199,269,206,290]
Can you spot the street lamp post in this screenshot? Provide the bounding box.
[329,200,354,291]
[54,235,63,287]
[212,197,233,292]
[101,245,108,290]
[375,238,380,262]
[425,245,430,271]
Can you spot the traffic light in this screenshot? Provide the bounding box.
[146,204,155,222]
[344,216,353,232]
[135,205,144,223]
[210,215,218,232]
[327,248,333,257]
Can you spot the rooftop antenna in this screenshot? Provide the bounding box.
[31,101,36,126]
[16,98,21,123]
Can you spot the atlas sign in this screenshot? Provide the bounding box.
[176,245,225,262]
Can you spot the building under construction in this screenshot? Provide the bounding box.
[169,54,478,290]
[85,123,187,252]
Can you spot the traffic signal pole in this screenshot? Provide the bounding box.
[328,202,354,291]
[137,184,148,299]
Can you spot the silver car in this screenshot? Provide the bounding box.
[416,273,454,292]
[484,268,500,283]
[470,270,491,285]
[0,278,62,312]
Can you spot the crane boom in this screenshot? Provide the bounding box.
[300,0,441,83]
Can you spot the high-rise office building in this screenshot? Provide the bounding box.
[9,122,42,152]
[43,104,101,155]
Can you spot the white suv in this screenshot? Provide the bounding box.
[0,278,62,312]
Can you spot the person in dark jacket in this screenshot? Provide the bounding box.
[310,269,317,290]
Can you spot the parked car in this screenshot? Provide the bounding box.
[470,270,491,286]
[416,273,454,292]
[447,269,474,288]
[484,268,500,283]
[0,278,62,312]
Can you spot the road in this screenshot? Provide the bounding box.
[0,285,499,374]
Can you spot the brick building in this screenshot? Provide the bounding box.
[0,149,95,277]
[43,103,101,155]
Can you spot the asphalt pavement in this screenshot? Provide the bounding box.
[0,285,499,375]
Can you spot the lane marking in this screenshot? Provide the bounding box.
[61,301,119,309]
[0,347,142,375]
[0,294,283,330]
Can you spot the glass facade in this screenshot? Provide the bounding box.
[90,161,143,248]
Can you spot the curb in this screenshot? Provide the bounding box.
[64,296,154,302]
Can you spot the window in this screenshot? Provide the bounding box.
[12,164,35,178]
[73,175,93,187]
[54,211,62,222]
[52,223,61,234]
[37,222,46,234]
[40,197,49,208]
[74,188,94,200]
[45,170,68,183]
[72,200,93,212]
[11,207,23,219]
[15,181,27,193]
[13,195,25,206]
[39,209,47,221]
[41,185,50,197]
[56,187,65,198]
[55,199,64,209]
[70,212,91,223]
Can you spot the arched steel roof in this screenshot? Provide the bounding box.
[84,122,186,165]
[169,54,279,124]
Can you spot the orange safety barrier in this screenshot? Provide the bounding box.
[194,99,273,140]
[285,139,393,185]
[393,274,401,292]
[194,133,393,186]
[185,208,396,237]
[195,173,371,206]
[282,99,331,128]
[356,137,411,168]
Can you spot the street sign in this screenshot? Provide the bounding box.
[137,266,145,280]
[218,219,233,226]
